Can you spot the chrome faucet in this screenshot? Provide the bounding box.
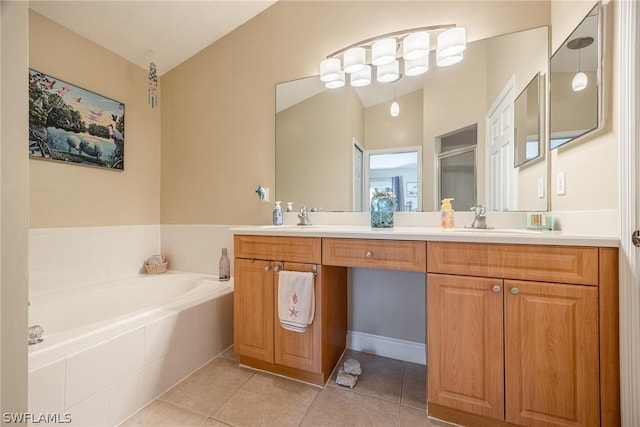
[468,205,492,229]
[297,206,315,226]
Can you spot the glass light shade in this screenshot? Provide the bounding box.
[372,38,397,66]
[320,58,341,82]
[377,60,400,83]
[350,65,371,87]
[343,47,366,73]
[437,27,466,58]
[403,32,430,61]
[436,51,463,67]
[404,55,429,76]
[572,71,588,91]
[325,71,345,88]
[390,101,400,117]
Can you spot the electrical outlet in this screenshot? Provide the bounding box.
[537,178,545,198]
[261,188,270,203]
[556,172,566,195]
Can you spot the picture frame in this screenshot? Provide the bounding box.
[406,181,418,197]
[28,69,125,170]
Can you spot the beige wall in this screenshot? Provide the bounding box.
[29,11,161,228]
[550,0,618,211]
[1,0,29,415]
[364,90,423,151]
[161,1,551,224]
[276,88,360,211]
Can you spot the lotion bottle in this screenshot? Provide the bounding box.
[440,198,455,229]
[273,201,283,226]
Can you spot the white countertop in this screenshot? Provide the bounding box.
[230,224,619,247]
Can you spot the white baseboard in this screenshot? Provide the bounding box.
[346,331,426,365]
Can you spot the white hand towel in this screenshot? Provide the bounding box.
[278,271,315,333]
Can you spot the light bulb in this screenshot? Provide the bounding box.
[377,60,400,83]
[343,47,366,74]
[437,27,466,58]
[390,101,400,117]
[350,65,371,87]
[572,71,588,91]
[325,71,345,89]
[403,32,430,61]
[372,38,397,66]
[320,58,341,82]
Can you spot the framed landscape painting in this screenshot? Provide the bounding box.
[28,69,125,170]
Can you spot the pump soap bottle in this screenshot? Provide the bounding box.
[440,198,455,229]
[273,201,283,226]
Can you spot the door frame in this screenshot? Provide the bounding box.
[618,0,640,424]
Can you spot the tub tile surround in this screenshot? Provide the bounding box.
[27,293,233,426]
[160,224,236,275]
[29,225,161,297]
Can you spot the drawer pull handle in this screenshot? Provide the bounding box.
[365,251,373,258]
[492,285,501,293]
[510,287,520,295]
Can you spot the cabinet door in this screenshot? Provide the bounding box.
[427,274,505,419]
[234,258,274,362]
[505,280,599,426]
[274,262,321,373]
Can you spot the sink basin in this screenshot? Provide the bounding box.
[444,228,541,235]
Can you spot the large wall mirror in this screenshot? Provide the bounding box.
[276,26,549,213]
[549,3,601,150]
[514,73,543,167]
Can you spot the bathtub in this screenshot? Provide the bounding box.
[28,272,234,427]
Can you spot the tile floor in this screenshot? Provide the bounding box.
[121,348,451,427]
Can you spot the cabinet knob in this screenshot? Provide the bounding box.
[510,287,520,295]
[264,265,270,272]
[492,285,501,293]
[273,265,281,273]
[365,251,373,258]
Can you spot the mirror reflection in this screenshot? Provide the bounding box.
[276,26,548,212]
[514,73,542,167]
[549,4,600,149]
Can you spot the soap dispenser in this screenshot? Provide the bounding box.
[440,198,455,229]
[273,201,283,226]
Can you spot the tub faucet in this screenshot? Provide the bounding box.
[468,205,492,229]
[297,206,315,226]
[28,325,44,345]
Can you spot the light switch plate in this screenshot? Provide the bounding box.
[556,172,566,195]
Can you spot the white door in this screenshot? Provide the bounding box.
[486,78,517,211]
[619,1,640,424]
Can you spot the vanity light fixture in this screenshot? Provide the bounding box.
[568,36,593,92]
[319,24,466,89]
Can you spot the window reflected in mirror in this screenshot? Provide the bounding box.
[549,3,600,150]
[366,148,421,212]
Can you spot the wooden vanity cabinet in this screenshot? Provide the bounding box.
[233,235,347,386]
[427,242,619,427]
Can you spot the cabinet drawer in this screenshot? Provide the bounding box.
[427,242,598,285]
[234,235,321,264]
[323,238,426,272]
